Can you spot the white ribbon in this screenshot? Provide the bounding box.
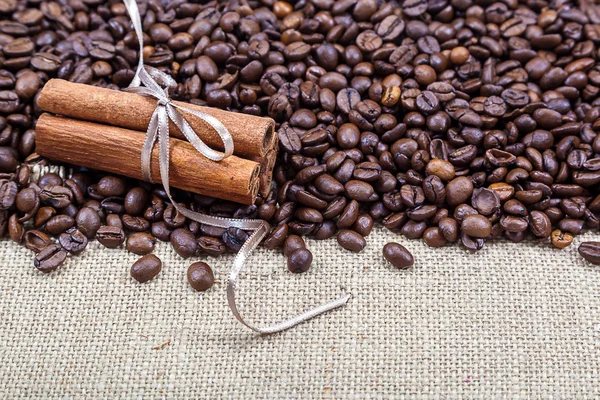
[121,0,350,334]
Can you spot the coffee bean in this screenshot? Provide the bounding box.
[197,236,226,256]
[445,177,474,207]
[130,254,162,283]
[283,235,305,257]
[34,244,67,273]
[337,229,366,253]
[170,228,197,258]
[461,214,492,238]
[0,179,17,210]
[96,226,125,248]
[578,242,600,265]
[288,248,313,273]
[75,207,101,239]
[126,232,156,255]
[59,228,88,254]
[187,262,214,291]
[551,229,573,249]
[382,242,414,269]
[24,230,51,253]
[222,227,248,252]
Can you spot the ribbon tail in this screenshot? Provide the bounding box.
[225,222,352,334]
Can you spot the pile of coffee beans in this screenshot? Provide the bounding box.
[1,0,600,285]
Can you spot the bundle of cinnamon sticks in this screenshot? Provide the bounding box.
[35,79,277,205]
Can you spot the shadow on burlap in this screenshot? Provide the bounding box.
[0,226,599,398]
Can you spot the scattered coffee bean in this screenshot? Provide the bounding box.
[96,226,125,248]
[34,244,67,273]
[383,243,414,269]
[187,261,214,291]
[130,254,162,283]
[126,232,156,255]
[578,242,600,265]
[288,248,313,273]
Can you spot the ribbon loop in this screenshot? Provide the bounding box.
[121,0,350,334]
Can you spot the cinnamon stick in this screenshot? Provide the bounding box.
[36,114,260,205]
[37,79,276,159]
[256,148,277,197]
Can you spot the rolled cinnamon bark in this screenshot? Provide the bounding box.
[36,114,260,205]
[256,148,277,198]
[37,79,275,159]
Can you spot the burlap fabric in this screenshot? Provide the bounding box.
[0,227,599,398]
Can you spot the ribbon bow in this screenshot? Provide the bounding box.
[122,0,350,334]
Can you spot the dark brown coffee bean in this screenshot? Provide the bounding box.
[578,242,600,265]
[288,248,313,273]
[337,229,366,253]
[197,236,226,256]
[383,242,414,269]
[446,177,474,207]
[34,244,67,273]
[24,229,51,253]
[0,179,17,210]
[461,214,492,238]
[282,234,305,257]
[222,227,248,252]
[438,217,459,242]
[187,262,214,291]
[345,180,375,201]
[170,228,197,258]
[263,223,288,250]
[126,232,156,255]
[529,210,552,238]
[96,226,125,248]
[131,254,162,283]
[423,227,447,248]
[8,213,23,243]
[75,207,101,239]
[59,228,88,254]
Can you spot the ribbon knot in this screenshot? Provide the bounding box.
[122,0,350,334]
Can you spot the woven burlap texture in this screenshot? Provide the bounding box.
[1,227,599,399]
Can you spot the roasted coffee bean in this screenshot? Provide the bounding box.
[39,185,72,209]
[96,226,125,248]
[263,223,288,250]
[551,229,573,249]
[95,176,127,197]
[383,242,414,269]
[126,232,156,255]
[187,262,214,291]
[8,213,23,243]
[446,177,474,207]
[461,214,492,238]
[124,187,148,216]
[34,244,67,273]
[578,242,600,265]
[24,229,51,253]
[0,179,17,210]
[170,228,197,258]
[59,228,88,254]
[122,215,150,232]
[283,235,306,257]
[76,207,101,239]
[337,229,366,252]
[288,248,313,273]
[222,227,248,252]
[423,227,447,248]
[130,254,162,283]
[197,236,226,256]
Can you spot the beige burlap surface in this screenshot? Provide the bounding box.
[0,226,599,399]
